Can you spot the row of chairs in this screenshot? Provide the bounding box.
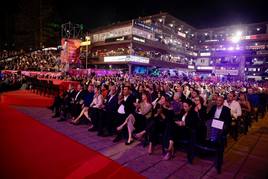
[27,77,60,96]
[176,109,265,174]
[174,121,226,174]
[230,108,265,141]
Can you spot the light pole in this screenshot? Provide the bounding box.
[85,36,90,69]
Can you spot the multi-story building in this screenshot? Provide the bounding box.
[197,22,268,81]
[85,12,268,80]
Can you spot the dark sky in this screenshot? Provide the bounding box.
[2,0,268,30]
[53,0,268,29]
[1,0,268,48]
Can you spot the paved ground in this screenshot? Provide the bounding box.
[15,106,268,179]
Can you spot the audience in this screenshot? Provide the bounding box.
[1,68,268,163]
[0,50,62,72]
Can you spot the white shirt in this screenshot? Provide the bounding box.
[117,95,129,114]
[214,106,223,119]
[182,113,187,122]
[108,94,115,103]
[75,90,82,101]
[124,95,129,101]
[224,100,242,119]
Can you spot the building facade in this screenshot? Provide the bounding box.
[85,13,268,80]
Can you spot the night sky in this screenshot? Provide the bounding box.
[1,0,268,48]
[53,0,268,29]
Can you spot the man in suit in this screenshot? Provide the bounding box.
[58,84,76,121]
[206,95,231,174]
[207,95,232,139]
[51,90,62,118]
[71,84,86,120]
[98,84,119,136]
[113,85,135,142]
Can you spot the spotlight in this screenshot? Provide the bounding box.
[231,30,242,43]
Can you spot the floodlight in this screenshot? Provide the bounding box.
[231,30,242,43]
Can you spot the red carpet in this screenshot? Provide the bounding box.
[0,90,53,107]
[0,91,145,179]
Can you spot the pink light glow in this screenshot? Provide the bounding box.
[228,47,234,51]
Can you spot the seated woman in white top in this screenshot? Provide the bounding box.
[90,87,104,109]
[88,86,104,130]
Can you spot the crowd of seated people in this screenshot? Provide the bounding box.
[46,74,268,163]
[0,50,62,72]
[0,49,25,60]
[1,68,266,174]
[0,73,26,92]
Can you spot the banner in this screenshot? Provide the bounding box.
[2,69,119,77]
[196,58,210,66]
[68,69,120,76]
[60,38,81,64]
[213,69,239,76]
[2,70,62,77]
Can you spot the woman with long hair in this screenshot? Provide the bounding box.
[88,86,104,131]
[135,94,174,154]
[163,99,199,160]
[70,84,95,128]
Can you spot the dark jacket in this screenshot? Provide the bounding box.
[207,105,232,135]
[83,91,94,107]
[74,89,87,103]
[178,109,199,130]
[105,94,119,112]
[118,94,135,115]
[196,105,207,122]
[63,89,76,105]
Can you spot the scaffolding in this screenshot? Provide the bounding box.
[61,21,83,39]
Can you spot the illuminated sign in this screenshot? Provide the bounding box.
[188,65,195,69]
[134,20,153,31]
[133,36,145,43]
[200,52,211,56]
[213,69,239,75]
[92,26,132,42]
[188,52,198,56]
[196,66,213,70]
[132,28,155,41]
[245,45,265,50]
[105,36,129,43]
[104,55,149,64]
[205,39,219,42]
[177,31,186,38]
[80,41,91,46]
[42,47,58,51]
[196,58,210,66]
[232,34,268,41]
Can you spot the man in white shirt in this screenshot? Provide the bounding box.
[72,84,84,120]
[113,85,135,143]
[224,92,242,120]
[207,96,232,141]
